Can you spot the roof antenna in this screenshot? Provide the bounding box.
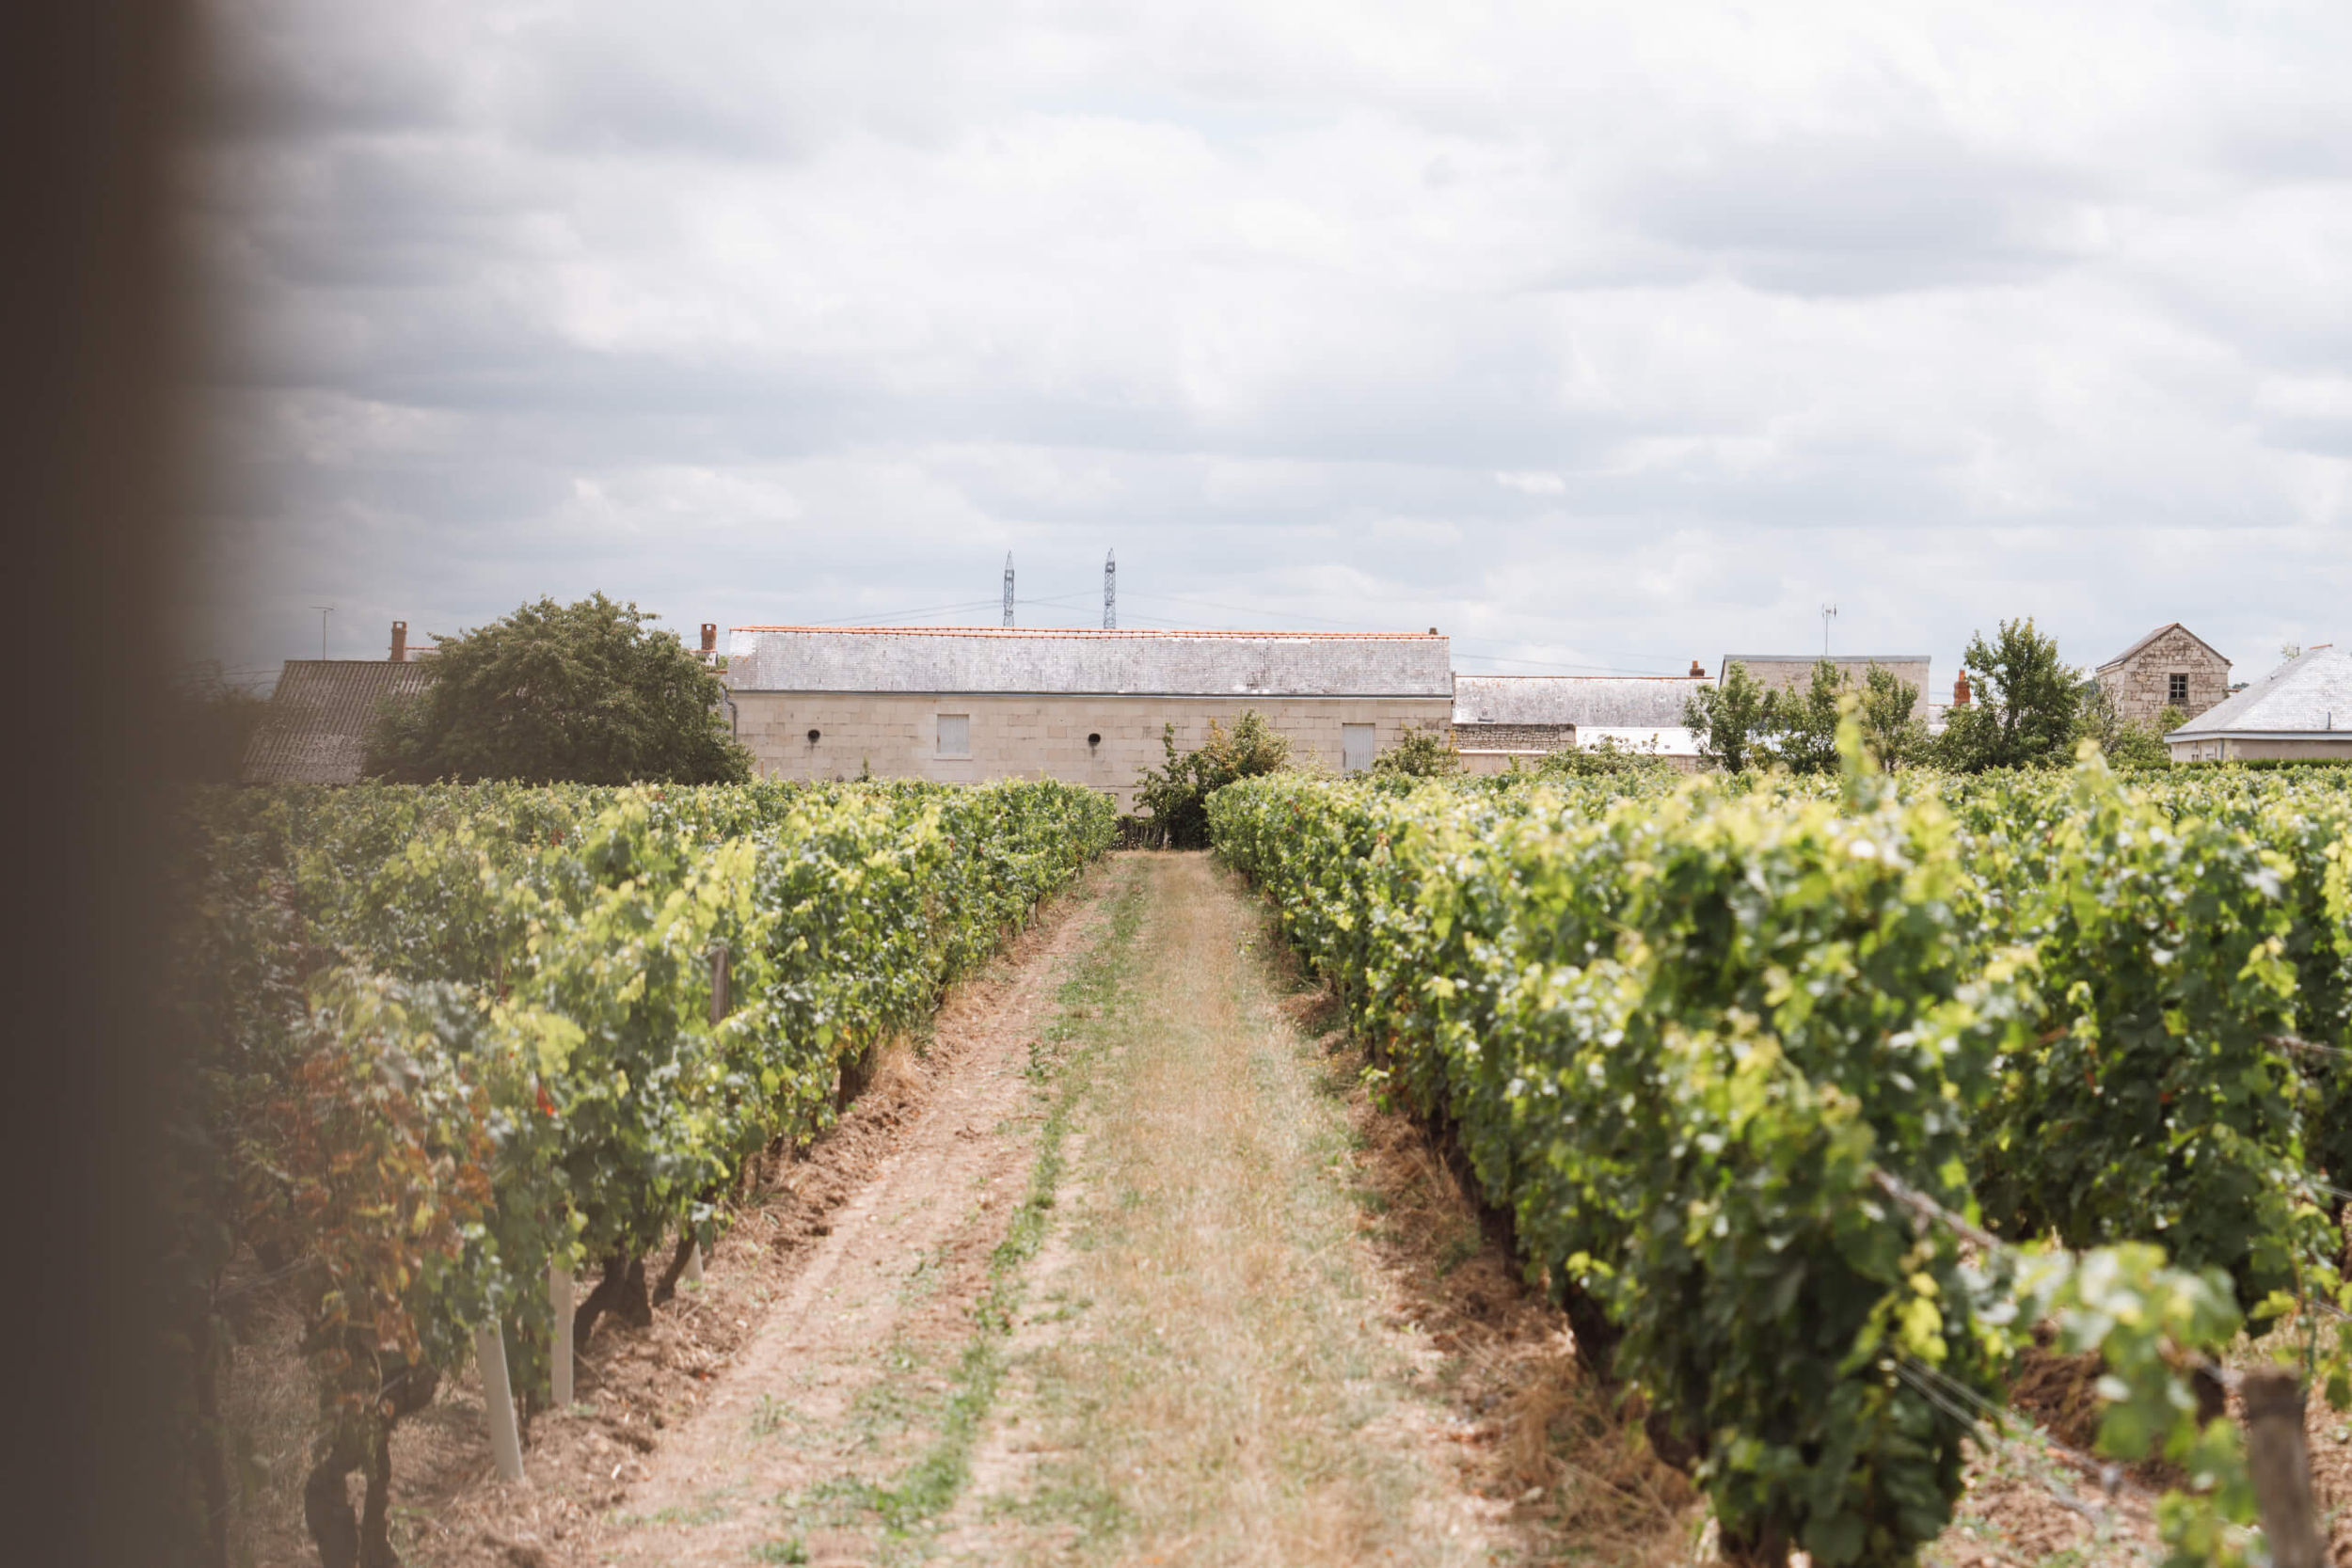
[1104,549,1116,630]
[1820,602,1837,657]
[1003,552,1014,627]
[310,604,334,659]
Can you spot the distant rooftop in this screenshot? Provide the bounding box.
[1453,674,1700,728]
[1721,654,1931,671]
[2167,645,2351,740]
[726,626,1454,697]
[241,659,434,784]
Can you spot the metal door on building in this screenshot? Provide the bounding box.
[1342,723,1375,773]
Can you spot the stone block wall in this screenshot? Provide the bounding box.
[2098,628,2231,723]
[731,692,1457,811]
[1452,722,1576,752]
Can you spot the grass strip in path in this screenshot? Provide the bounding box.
[795,859,1150,1555]
[938,851,1517,1568]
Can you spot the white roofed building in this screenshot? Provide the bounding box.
[2166,646,2352,762]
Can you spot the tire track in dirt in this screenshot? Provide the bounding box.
[574,858,1130,1568]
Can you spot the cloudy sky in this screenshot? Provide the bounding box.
[188,0,2352,688]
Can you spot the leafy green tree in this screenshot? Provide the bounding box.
[1856,663,1928,770]
[1133,710,1291,847]
[2075,688,2178,769]
[1372,725,1464,778]
[1933,619,2083,771]
[1684,660,1776,773]
[370,594,752,784]
[1772,659,1847,775]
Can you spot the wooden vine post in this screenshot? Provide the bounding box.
[2241,1367,2323,1568]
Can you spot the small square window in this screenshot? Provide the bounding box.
[2168,673,2189,705]
[937,714,970,756]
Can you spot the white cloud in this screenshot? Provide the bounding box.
[189,0,2352,680]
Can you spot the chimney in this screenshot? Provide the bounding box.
[1689,659,1704,678]
[701,623,718,656]
[1953,670,1972,707]
[390,621,406,662]
[1428,626,1438,635]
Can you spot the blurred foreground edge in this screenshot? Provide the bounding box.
[1,0,195,1562]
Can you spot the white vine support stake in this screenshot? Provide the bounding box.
[685,1238,705,1287]
[473,1324,526,1483]
[548,1263,575,1408]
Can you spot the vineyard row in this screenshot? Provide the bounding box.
[1210,753,2352,1568]
[170,778,1117,1566]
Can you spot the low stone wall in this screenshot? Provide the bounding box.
[1452,722,1576,752]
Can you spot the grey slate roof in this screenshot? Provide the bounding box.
[2167,646,2352,740]
[726,626,1454,697]
[241,660,435,784]
[2098,621,2230,673]
[1452,675,1702,728]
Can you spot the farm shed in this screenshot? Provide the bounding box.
[1719,654,1933,723]
[239,659,435,784]
[724,626,1455,809]
[1449,674,1704,773]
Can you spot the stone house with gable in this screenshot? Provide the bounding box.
[2095,623,2231,723]
[724,626,1454,811]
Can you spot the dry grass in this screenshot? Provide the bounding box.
[951,852,1516,1567]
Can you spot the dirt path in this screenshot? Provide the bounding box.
[576,860,1136,1568]
[930,851,1524,1568]
[553,851,1552,1568]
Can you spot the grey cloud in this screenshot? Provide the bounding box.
[185,0,2352,689]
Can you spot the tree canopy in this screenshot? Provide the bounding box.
[369,594,752,784]
[1684,658,1923,775]
[1934,618,2083,771]
[1684,660,1774,773]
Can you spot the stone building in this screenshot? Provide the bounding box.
[1718,655,1933,722]
[2094,623,2231,722]
[1450,674,1705,773]
[2167,645,2352,762]
[724,626,1454,810]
